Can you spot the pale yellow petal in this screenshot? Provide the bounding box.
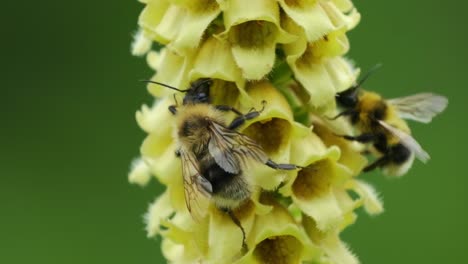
[145,191,175,237]
[348,180,384,215]
[239,82,296,190]
[311,118,367,174]
[219,0,295,80]
[289,155,355,231]
[280,131,333,197]
[160,214,207,263]
[168,0,221,55]
[279,0,335,43]
[287,55,358,113]
[147,48,195,98]
[189,36,245,91]
[303,216,360,264]
[146,50,162,71]
[131,29,152,56]
[235,196,318,264]
[136,98,172,133]
[128,158,152,186]
[138,1,171,43]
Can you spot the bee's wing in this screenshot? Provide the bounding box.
[208,122,268,173]
[388,93,448,123]
[179,149,212,220]
[378,120,430,163]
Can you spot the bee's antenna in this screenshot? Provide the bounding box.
[354,63,383,89]
[140,80,189,92]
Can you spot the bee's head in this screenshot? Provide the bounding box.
[140,78,213,105]
[336,87,359,108]
[336,63,382,109]
[183,78,212,105]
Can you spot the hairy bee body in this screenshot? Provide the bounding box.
[175,103,251,210]
[335,79,447,176]
[353,91,414,175]
[146,78,302,250]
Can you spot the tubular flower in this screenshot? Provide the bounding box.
[127,1,410,263]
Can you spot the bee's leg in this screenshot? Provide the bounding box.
[338,133,376,143]
[363,156,390,172]
[226,210,248,252]
[266,159,303,170]
[216,101,267,116]
[227,107,267,130]
[215,105,244,115]
[361,149,372,155]
[326,109,355,120]
[168,105,177,115]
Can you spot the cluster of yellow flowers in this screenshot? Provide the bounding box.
[129,0,385,263]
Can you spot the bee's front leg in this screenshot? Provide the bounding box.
[265,159,303,170]
[363,155,390,172]
[215,105,243,115]
[337,133,376,143]
[168,105,177,115]
[226,101,267,130]
[225,210,248,253]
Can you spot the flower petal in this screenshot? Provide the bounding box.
[348,180,384,215]
[219,0,295,79]
[312,118,367,174]
[170,0,221,55]
[146,48,195,98]
[239,82,296,190]
[138,1,171,43]
[189,36,246,91]
[303,215,360,264]
[288,55,358,113]
[128,158,152,186]
[145,191,175,237]
[236,196,318,264]
[278,0,335,43]
[206,202,256,262]
[289,152,355,231]
[131,29,152,56]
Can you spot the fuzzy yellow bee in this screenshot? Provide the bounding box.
[144,78,301,250]
[333,67,448,176]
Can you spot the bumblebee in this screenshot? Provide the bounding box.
[333,69,448,176]
[144,78,301,250]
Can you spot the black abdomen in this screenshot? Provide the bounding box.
[201,159,250,202]
[388,143,411,164]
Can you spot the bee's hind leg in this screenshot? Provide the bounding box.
[338,133,376,143]
[363,156,390,172]
[225,210,248,253]
[168,105,177,115]
[219,101,266,130]
[215,105,244,115]
[266,159,303,170]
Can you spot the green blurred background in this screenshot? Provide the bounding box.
[1,1,466,263]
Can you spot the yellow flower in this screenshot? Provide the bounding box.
[129,1,414,263]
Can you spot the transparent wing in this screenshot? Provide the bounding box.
[378,120,430,163]
[388,93,448,123]
[179,149,211,220]
[208,122,268,173]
